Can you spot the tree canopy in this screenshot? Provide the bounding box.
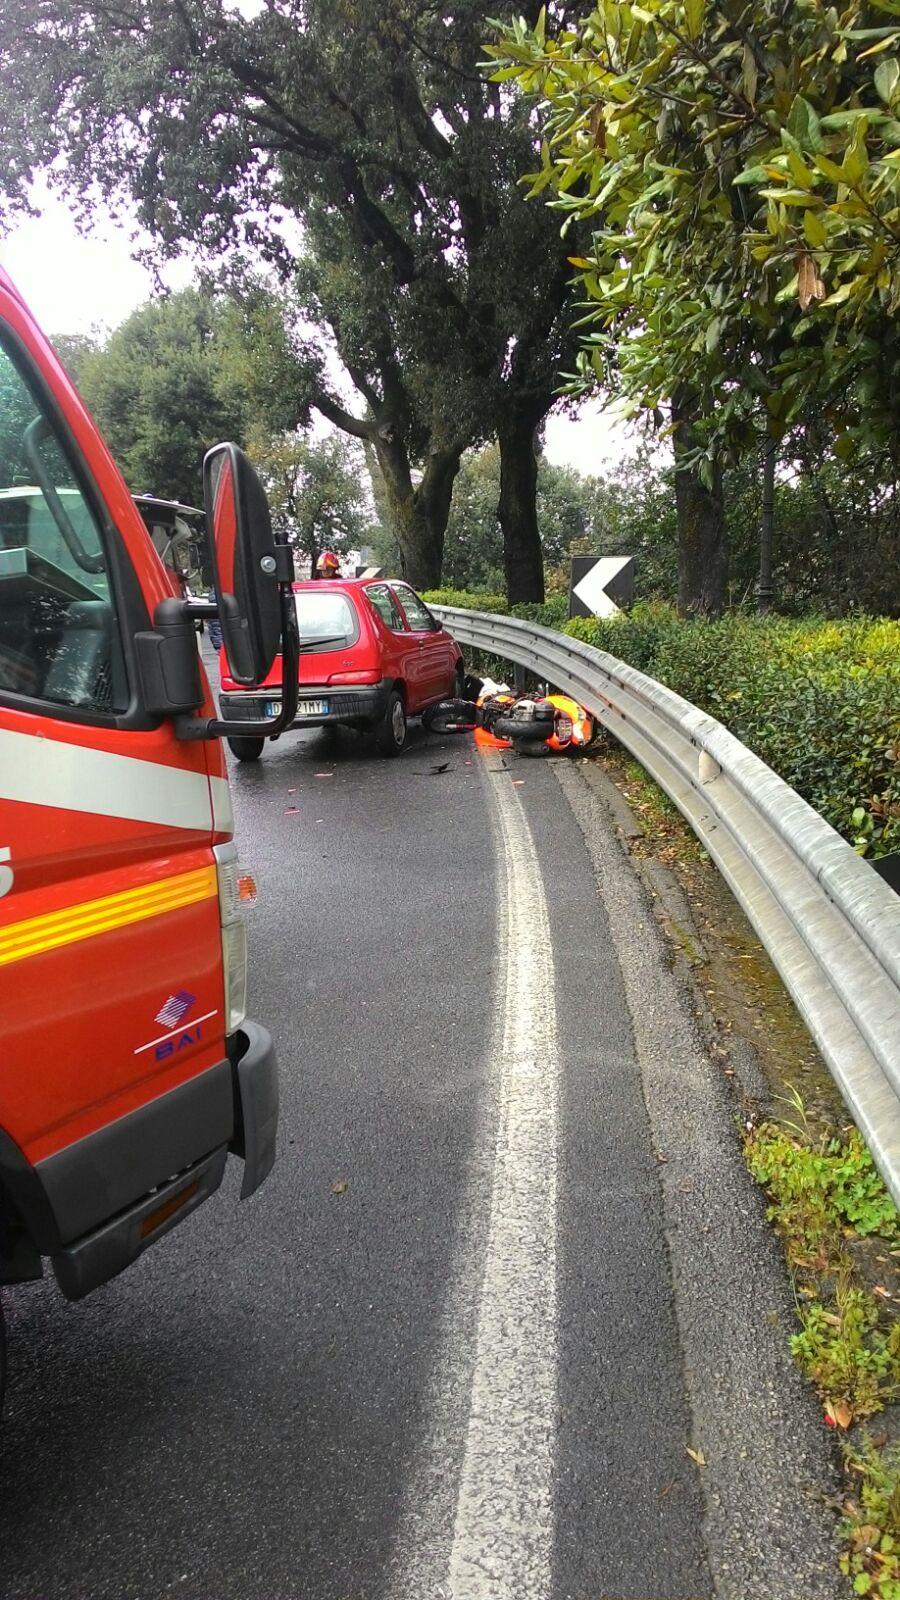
[490,0,900,471]
[0,0,588,598]
[68,286,298,505]
[248,429,376,572]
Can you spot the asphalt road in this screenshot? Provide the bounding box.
[1,704,844,1600]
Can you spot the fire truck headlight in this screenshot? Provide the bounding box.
[221,917,248,1035]
[214,844,250,1034]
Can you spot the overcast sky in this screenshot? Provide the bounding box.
[1,188,636,476]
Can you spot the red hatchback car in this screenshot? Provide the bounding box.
[218,577,464,760]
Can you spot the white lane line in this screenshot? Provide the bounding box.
[445,760,560,1598]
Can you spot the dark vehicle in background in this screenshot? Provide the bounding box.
[133,495,207,599]
[218,577,464,760]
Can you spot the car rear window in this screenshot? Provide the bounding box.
[294,589,359,651]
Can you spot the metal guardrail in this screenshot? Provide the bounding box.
[432,603,900,1205]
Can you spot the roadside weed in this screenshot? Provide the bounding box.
[790,1283,900,1421]
[745,1112,899,1268]
[840,1439,900,1597]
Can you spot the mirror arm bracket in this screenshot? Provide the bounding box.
[174,581,300,744]
[272,544,295,583]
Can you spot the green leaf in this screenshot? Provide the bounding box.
[787,148,815,185]
[733,164,768,185]
[758,188,822,204]
[684,0,705,41]
[823,280,855,305]
[787,96,823,152]
[843,126,870,183]
[858,31,900,57]
[814,153,849,185]
[742,42,758,105]
[821,108,887,127]
[875,56,900,102]
[804,208,828,246]
[705,315,723,352]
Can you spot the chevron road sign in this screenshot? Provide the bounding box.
[570,555,635,619]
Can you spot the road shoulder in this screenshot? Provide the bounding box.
[554,758,844,1600]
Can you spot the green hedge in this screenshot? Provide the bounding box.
[424,591,899,858]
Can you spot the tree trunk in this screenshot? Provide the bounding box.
[757,436,776,613]
[671,391,727,616]
[498,410,545,605]
[372,432,460,590]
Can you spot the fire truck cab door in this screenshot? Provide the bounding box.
[0,307,224,1227]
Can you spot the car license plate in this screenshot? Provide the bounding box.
[296,699,329,717]
[264,699,281,718]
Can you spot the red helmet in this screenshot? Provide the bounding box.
[316,550,340,577]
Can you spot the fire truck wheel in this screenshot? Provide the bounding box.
[376,690,408,756]
[227,735,266,763]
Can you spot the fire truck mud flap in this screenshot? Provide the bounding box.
[228,1020,279,1200]
[51,1145,229,1301]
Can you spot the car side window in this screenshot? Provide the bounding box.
[366,583,407,631]
[0,336,128,716]
[393,584,437,633]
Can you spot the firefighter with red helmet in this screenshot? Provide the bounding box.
[315,550,341,579]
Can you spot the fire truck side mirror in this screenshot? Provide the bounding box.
[203,442,282,686]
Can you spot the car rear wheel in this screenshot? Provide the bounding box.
[227,735,265,763]
[376,690,407,756]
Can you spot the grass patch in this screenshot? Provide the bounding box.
[840,1439,900,1597]
[745,1093,900,1589]
[745,1111,899,1267]
[791,1285,900,1423]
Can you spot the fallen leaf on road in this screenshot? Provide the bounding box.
[824,1399,853,1429]
[430,762,450,775]
[331,1180,349,1196]
[685,1446,706,1466]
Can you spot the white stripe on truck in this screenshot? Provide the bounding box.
[0,727,216,833]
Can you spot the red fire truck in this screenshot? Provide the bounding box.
[0,266,300,1409]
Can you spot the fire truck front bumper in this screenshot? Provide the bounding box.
[0,1022,279,1300]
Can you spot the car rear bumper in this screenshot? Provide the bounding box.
[219,682,392,728]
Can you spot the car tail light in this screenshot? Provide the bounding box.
[328,669,381,685]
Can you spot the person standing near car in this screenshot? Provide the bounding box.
[315,550,341,579]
